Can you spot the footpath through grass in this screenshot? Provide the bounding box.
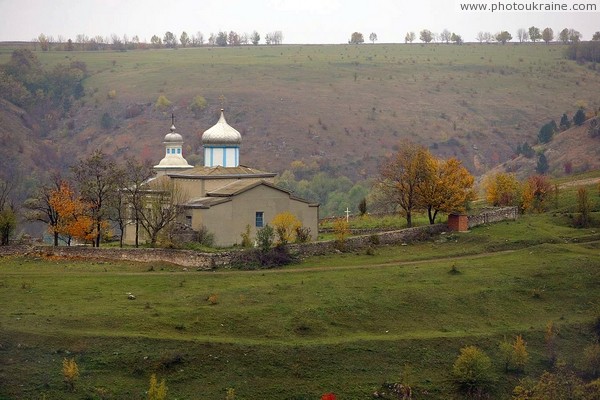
[0,214,599,399]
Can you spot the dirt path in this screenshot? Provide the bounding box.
[559,177,600,188]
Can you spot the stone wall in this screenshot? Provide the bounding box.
[0,245,230,270]
[467,207,518,228]
[0,208,517,268]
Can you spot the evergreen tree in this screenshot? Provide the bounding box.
[536,153,549,174]
[573,108,586,126]
[559,113,571,130]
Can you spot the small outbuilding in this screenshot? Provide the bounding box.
[448,213,469,232]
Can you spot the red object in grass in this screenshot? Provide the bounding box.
[321,394,337,400]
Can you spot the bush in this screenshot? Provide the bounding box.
[155,95,172,111]
[148,374,167,400]
[452,346,495,396]
[62,357,79,391]
[295,226,312,243]
[256,224,274,253]
[240,224,252,247]
[229,246,295,270]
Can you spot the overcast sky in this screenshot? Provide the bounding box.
[0,0,598,44]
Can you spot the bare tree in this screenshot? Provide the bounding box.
[369,32,378,44]
[120,158,155,247]
[440,29,451,44]
[71,150,119,247]
[138,178,187,247]
[405,31,416,43]
[517,28,529,43]
[23,174,63,246]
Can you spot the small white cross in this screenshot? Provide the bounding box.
[345,207,351,222]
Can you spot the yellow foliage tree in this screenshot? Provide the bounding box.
[513,335,529,372]
[417,157,475,224]
[333,217,350,247]
[148,374,167,400]
[484,172,521,207]
[271,211,301,245]
[62,357,79,391]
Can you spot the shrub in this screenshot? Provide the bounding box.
[358,197,367,215]
[256,224,274,253]
[226,387,236,400]
[575,187,591,227]
[107,89,116,99]
[148,374,167,400]
[513,335,529,372]
[207,293,218,305]
[333,218,350,250]
[100,112,113,129]
[62,357,79,391]
[295,226,312,243]
[584,343,600,378]
[452,346,495,396]
[189,95,208,117]
[271,211,301,246]
[155,95,172,111]
[240,224,252,247]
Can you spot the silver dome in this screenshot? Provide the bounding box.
[202,110,242,146]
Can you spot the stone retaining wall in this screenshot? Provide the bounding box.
[0,208,517,268]
[467,207,518,228]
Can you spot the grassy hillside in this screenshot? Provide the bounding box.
[1,43,600,179]
[1,203,599,399]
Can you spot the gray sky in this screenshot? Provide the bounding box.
[0,0,598,44]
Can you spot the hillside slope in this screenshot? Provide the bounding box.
[485,117,600,181]
[1,43,600,181]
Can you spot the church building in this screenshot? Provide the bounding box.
[124,110,319,247]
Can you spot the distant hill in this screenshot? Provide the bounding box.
[1,43,600,183]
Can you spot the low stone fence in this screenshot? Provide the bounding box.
[0,245,231,270]
[0,208,517,268]
[467,207,518,228]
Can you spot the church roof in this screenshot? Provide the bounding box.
[164,124,183,143]
[183,179,319,208]
[202,109,242,146]
[169,165,276,179]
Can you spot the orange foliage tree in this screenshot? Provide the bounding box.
[49,181,96,245]
[521,175,553,213]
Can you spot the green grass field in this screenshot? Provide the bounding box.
[1,210,599,399]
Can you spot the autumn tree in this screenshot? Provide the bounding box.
[542,27,554,44]
[138,177,187,246]
[271,211,301,246]
[452,346,495,397]
[49,180,96,245]
[484,172,521,207]
[71,150,119,247]
[62,358,79,391]
[576,187,592,227]
[417,157,475,224]
[349,32,364,44]
[521,175,553,213]
[376,141,430,227]
[148,374,167,400]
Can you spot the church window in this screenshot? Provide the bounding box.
[177,148,181,154]
[255,212,264,228]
